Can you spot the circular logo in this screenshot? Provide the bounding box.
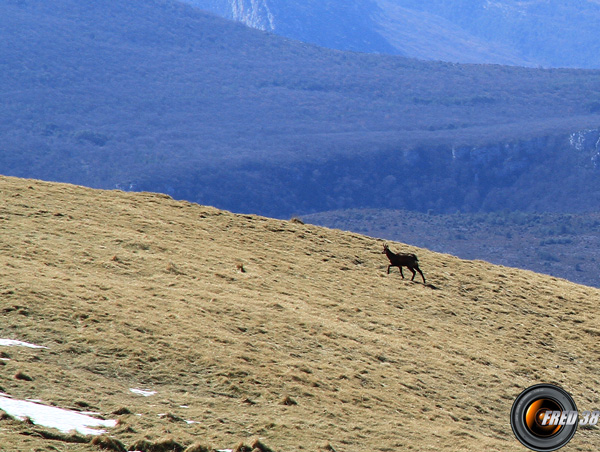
[510,384,578,451]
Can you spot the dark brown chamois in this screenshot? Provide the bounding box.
[382,244,426,284]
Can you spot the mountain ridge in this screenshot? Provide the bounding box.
[182,0,600,68]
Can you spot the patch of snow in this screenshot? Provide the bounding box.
[129,388,157,397]
[0,395,116,435]
[0,339,47,349]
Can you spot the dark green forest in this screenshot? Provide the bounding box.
[1,0,600,218]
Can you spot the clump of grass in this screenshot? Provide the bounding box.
[14,371,33,381]
[74,400,91,409]
[0,410,15,421]
[233,439,275,452]
[129,437,184,452]
[184,444,213,452]
[250,438,275,452]
[159,412,186,423]
[290,217,304,225]
[90,435,127,452]
[152,437,185,452]
[24,428,88,444]
[128,439,153,451]
[281,395,297,406]
[166,262,185,275]
[232,443,253,452]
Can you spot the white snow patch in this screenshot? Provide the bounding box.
[0,395,116,435]
[129,388,157,397]
[0,339,47,349]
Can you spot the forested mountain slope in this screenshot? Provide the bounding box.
[1,0,600,217]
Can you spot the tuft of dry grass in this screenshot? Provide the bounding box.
[281,395,297,406]
[0,410,15,421]
[129,439,154,451]
[90,435,127,452]
[183,444,213,452]
[250,438,275,452]
[13,371,33,381]
[1,175,600,451]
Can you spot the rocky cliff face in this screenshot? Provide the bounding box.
[435,128,600,212]
[570,129,600,170]
[229,0,275,31]
[451,128,600,186]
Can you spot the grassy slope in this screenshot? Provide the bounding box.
[1,175,600,451]
[302,209,600,288]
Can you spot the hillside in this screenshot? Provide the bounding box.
[2,0,600,217]
[303,209,600,288]
[378,0,600,68]
[1,175,600,451]
[184,0,600,68]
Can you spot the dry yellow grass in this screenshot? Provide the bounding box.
[1,175,599,451]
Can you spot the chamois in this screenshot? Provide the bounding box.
[382,244,426,284]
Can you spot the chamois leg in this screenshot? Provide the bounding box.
[415,265,426,284]
[399,266,405,278]
[408,266,417,281]
[387,265,391,274]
